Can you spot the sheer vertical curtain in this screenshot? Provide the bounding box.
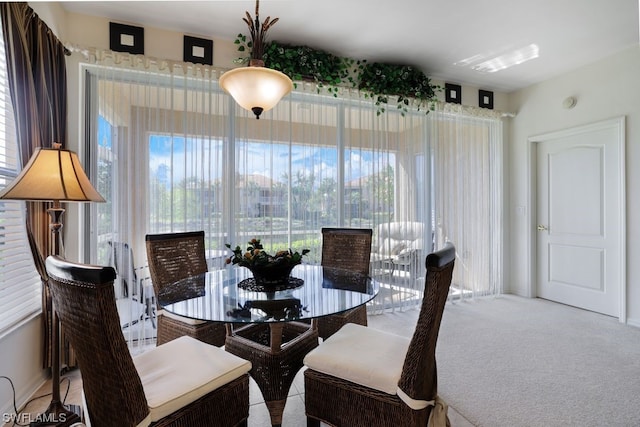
[81,49,504,346]
[84,52,228,349]
[432,109,504,298]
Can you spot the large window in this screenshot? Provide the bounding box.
[0,26,41,335]
[94,109,400,267]
[147,133,225,255]
[84,54,503,344]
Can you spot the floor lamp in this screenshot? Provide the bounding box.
[0,144,104,426]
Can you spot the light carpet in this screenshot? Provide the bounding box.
[370,294,640,427]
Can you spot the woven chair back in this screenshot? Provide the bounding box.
[145,231,208,298]
[321,227,372,275]
[45,255,149,427]
[398,241,455,403]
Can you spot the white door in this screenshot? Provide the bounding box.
[534,118,625,317]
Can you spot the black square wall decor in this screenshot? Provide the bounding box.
[479,89,494,109]
[184,36,213,65]
[445,83,462,104]
[109,22,144,54]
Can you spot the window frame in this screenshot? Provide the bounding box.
[0,27,42,337]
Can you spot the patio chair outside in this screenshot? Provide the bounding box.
[108,240,155,328]
[370,221,426,283]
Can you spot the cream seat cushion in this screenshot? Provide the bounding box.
[303,323,410,395]
[133,335,251,421]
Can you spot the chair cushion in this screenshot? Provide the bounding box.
[303,323,410,395]
[133,335,251,421]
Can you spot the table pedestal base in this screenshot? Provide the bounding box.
[225,321,319,426]
[264,399,286,426]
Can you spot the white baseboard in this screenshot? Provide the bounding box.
[626,317,640,328]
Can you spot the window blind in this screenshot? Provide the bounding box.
[0,24,41,335]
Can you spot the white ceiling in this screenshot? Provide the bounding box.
[60,0,639,93]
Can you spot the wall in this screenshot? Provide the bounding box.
[508,45,640,325]
[0,319,47,420]
[59,10,509,114]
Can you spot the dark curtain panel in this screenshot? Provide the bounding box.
[0,2,73,369]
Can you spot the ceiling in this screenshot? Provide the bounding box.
[60,0,639,93]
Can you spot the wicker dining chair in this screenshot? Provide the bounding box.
[45,255,251,427]
[316,227,372,340]
[303,242,456,427]
[145,231,227,346]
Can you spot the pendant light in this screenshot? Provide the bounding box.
[219,0,293,119]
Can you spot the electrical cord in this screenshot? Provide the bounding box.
[0,375,26,426]
[1,374,72,426]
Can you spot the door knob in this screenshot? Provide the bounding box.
[537,225,548,231]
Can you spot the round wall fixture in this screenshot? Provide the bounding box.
[562,96,577,109]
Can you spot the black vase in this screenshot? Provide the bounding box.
[249,262,297,287]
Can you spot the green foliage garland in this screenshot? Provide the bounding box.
[233,35,441,115]
[358,62,440,115]
[263,42,355,96]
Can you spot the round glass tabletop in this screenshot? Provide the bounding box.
[157,264,379,323]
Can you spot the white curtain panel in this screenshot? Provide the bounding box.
[432,109,504,299]
[80,49,505,346]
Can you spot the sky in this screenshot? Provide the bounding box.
[100,115,391,188]
[147,135,385,187]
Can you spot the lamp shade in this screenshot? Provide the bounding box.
[0,147,105,202]
[219,66,293,119]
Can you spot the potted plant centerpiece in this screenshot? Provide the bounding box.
[226,238,310,288]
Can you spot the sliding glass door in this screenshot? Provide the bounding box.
[82,52,503,347]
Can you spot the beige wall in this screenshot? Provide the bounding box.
[41,4,510,113]
[507,45,640,325]
[0,317,48,418]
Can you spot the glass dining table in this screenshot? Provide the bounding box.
[157,264,379,426]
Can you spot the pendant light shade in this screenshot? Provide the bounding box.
[219,63,293,119]
[219,0,293,119]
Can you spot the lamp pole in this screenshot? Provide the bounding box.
[30,203,81,427]
[0,146,104,426]
[48,201,65,256]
